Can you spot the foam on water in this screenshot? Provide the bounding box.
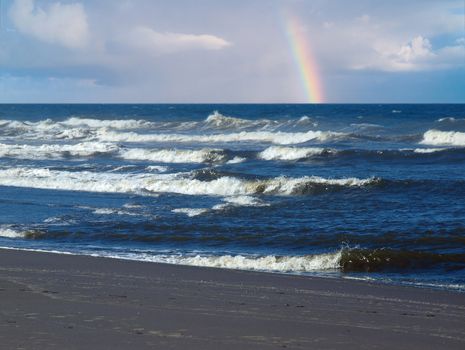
[120,148,226,163]
[96,129,344,145]
[204,111,264,129]
[221,195,270,207]
[0,226,24,239]
[157,251,342,272]
[0,142,119,159]
[226,156,246,164]
[92,208,141,216]
[0,142,230,164]
[259,146,330,161]
[421,130,465,146]
[0,167,377,197]
[413,148,447,154]
[172,208,209,217]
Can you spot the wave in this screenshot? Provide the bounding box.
[0,117,155,142]
[437,117,465,124]
[0,142,119,159]
[0,226,24,238]
[413,148,446,154]
[59,117,154,129]
[172,208,209,217]
[258,146,332,161]
[203,111,275,130]
[340,249,465,272]
[0,167,377,197]
[60,247,465,274]
[120,147,227,163]
[421,130,465,146]
[160,251,341,272]
[0,116,153,131]
[0,112,330,143]
[96,129,344,145]
[153,249,465,274]
[0,142,229,164]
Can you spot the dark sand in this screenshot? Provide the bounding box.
[0,249,464,349]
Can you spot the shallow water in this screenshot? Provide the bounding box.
[1,104,464,290]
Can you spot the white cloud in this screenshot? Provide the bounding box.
[9,0,89,49]
[366,36,465,71]
[313,8,465,73]
[397,36,434,62]
[123,26,231,55]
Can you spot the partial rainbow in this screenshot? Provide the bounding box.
[284,14,324,103]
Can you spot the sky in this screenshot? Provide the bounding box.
[0,0,464,103]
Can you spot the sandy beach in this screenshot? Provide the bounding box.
[0,248,463,349]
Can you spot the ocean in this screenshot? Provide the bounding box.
[0,104,464,291]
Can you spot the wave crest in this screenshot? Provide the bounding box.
[259,146,332,161]
[0,167,377,197]
[421,130,465,146]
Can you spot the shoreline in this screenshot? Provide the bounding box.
[1,245,463,293]
[1,248,464,349]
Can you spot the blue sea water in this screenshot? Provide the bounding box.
[0,104,465,290]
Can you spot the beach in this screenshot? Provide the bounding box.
[1,248,464,349]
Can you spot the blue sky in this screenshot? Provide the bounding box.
[0,0,464,103]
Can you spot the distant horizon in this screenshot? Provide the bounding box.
[1,102,465,105]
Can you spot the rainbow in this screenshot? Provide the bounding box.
[285,14,324,103]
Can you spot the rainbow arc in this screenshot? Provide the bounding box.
[285,14,324,103]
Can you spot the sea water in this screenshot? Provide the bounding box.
[0,104,464,290]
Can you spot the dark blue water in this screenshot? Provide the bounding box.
[1,104,464,290]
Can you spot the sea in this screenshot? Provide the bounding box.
[1,104,464,291]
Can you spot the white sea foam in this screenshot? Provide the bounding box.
[60,117,153,129]
[172,208,209,217]
[213,195,270,210]
[145,165,169,172]
[0,117,151,131]
[96,128,344,145]
[0,226,24,238]
[0,245,342,273]
[413,148,446,154]
[226,156,246,164]
[120,148,226,163]
[421,130,465,146]
[0,114,346,146]
[437,117,465,123]
[259,146,330,161]
[205,111,254,128]
[93,208,141,216]
[0,167,377,197]
[203,111,278,130]
[158,251,342,272]
[0,142,229,164]
[0,142,119,159]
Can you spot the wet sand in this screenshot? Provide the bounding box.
[0,248,464,349]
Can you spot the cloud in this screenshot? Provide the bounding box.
[311,6,465,73]
[365,36,465,71]
[9,0,89,49]
[123,26,231,55]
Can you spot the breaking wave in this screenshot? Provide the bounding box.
[0,142,229,164]
[0,226,24,239]
[0,167,377,197]
[340,249,465,272]
[421,130,465,146]
[203,111,276,130]
[96,129,344,145]
[164,252,342,272]
[259,146,332,161]
[147,249,465,274]
[0,142,119,159]
[119,148,227,163]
